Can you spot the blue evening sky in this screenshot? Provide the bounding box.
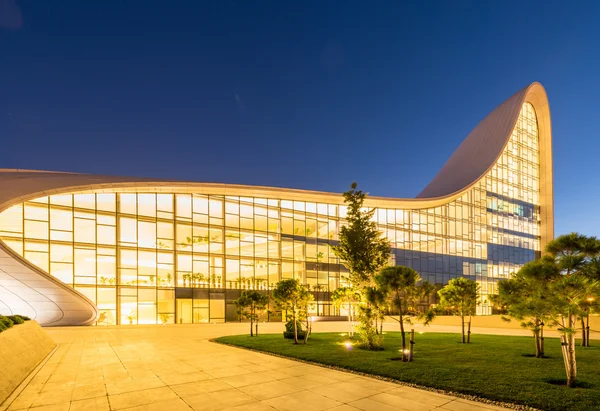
[0,1,598,236]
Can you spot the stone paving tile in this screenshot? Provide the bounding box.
[238,379,304,400]
[384,386,455,407]
[263,390,343,411]
[4,323,508,411]
[69,396,110,411]
[367,392,437,411]
[311,381,382,403]
[182,388,257,410]
[120,398,192,411]
[71,383,108,401]
[170,379,232,397]
[108,386,179,410]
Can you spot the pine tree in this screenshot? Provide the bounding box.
[332,182,391,349]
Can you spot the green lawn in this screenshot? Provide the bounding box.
[215,331,600,411]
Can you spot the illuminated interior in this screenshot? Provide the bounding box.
[0,102,543,324]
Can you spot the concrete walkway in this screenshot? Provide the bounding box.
[5,323,509,411]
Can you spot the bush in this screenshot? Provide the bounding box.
[0,315,15,332]
[7,315,24,324]
[283,319,310,339]
[0,314,29,333]
[283,331,308,339]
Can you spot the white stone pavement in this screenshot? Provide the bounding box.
[3,322,513,411]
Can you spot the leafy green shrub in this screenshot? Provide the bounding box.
[7,315,24,324]
[0,314,30,333]
[0,315,14,332]
[283,319,309,339]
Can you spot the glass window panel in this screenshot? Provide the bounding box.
[75,218,96,243]
[98,225,116,245]
[75,248,96,276]
[97,214,115,225]
[177,253,192,271]
[138,250,157,276]
[51,262,73,284]
[119,217,137,244]
[50,208,73,232]
[240,205,253,219]
[157,194,173,212]
[50,195,73,207]
[138,221,157,249]
[119,194,137,214]
[74,194,96,210]
[97,193,116,212]
[138,194,156,217]
[25,250,48,272]
[50,243,73,263]
[25,220,48,240]
[176,223,192,250]
[254,215,267,232]
[0,205,23,235]
[25,204,48,221]
[97,255,116,281]
[210,198,223,218]
[176,195,192,218]
[225,201,239,215]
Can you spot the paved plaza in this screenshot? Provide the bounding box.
[4,322,511,411]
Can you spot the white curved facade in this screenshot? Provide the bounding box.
[0,83,553,326]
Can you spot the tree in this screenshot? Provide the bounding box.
[491,257,560,357]
[331,287,361,337]
[365,286,387,335]
[545,233,600,387]
[438,277,480,344]
[234,290,270,337]
[331,182,391,348]
[375,266,436,361]
[272,279,314,344]
[331,182,391,287]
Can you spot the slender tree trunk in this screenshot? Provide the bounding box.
[293,307,298,344]
[461,315,465,344]
[250,306,254,337]
[540,323,545,357]
[534,329,541,358]
[303,316,310,344]
[348,303,353,337]
[586,313,591,347]
[467,316,472,343]
[562,314,577,388]
[408,329,415,362]
[380,317,383,335]
[581,317,587,347]
[400,313,407,362]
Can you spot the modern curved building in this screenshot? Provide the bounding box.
[0,82,553,326]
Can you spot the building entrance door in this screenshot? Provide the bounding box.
[176,298,192,324]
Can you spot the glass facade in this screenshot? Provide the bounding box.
[0,103,541,324]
